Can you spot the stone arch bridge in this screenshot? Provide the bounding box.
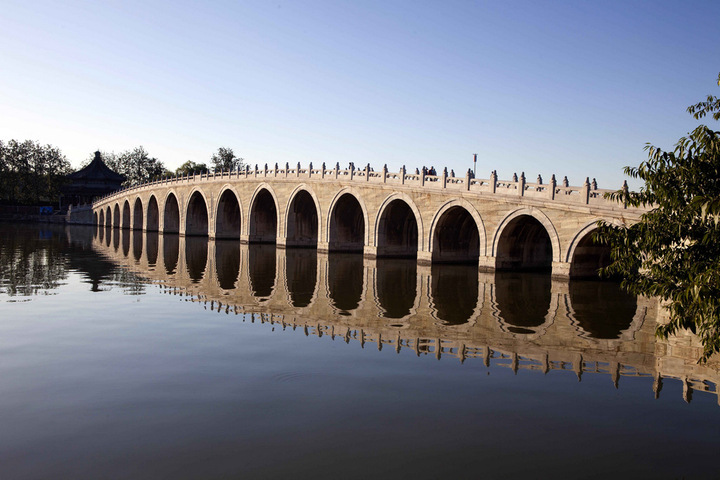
[92,164,643,278]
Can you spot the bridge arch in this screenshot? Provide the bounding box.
[105,206,112,228]
[248,183,279,243]
[429,199,486,264]
[492,208,560,271]
[163,191,181,234]
[113,203,121,228]
[133,197,143,230]
[284,185,320,247]
[147,195,159,232]
[565,220,615,279]
[327,187,369,253]
[93,211,99,226]
[122,200,131,229]
[185,188,210,236]
[214,185,243,239]
[375,193,423,258]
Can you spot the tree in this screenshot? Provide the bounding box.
[596,73,720,362]
[175,160,209,176]
[102,146,165,188]
[211,147,244,171]
[0,139,71,204]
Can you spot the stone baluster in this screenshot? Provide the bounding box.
[465,169,471,191]
[519,172,526,196]
[622,180,629,209]
[274,163,278,177]
[296,162,301,178]
[549,174,556,200]
[308,162,313,178]
[335,162,340,179]
[592,178,597,190]
[349,163,355,180]
[442,167,447,188]
[400,165,406,185]
[365,163,370,182]
[562,176,569,187]
[582,177,590,204]
[491,170,497,193]
[321,162,326,179]
[421,167,426,186]
[382,164,387,183]
[264,163,268,177]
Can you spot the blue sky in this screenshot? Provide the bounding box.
[1,0,718,189]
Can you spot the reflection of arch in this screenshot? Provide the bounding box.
[215,240,240,289]
[215,186,242,239]
[566,220,616,278]
[163,192,180,233]
[429,264,481,325]
[185,189,209,236]
[328,253,364,313]
[492,208,560,270]
[327,188,369,253]
[284,185,320,247]
[185,237,208,282]
[285,248,318,308]
[490,272,557,339]
[248,184,279,243]
[429,200,486,263]
[163,234,180,275]
[248,244,277,299]
[147,196,159,232]
[113,203,121,228]
[122,200,131,229]
[133,197,143,230]
[375,259,418,319]
[565,282,645,340]
[375,193,422,257]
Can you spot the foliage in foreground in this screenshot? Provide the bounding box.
[596,73,720,362]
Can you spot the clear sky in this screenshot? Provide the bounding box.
[1,0,718,189]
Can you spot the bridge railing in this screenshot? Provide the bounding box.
[94,163,628,210]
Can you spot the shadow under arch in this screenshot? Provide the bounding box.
[566,221,614,279]
[163,193,180,234]
[215,187,242,240]
[147,195,160,232]
[285,186,319,247]
[133,198,143,230]
[430,201,484,264]
[249,186,278,244]
[122,200,131,229]
[327,188,368,253]
[186,190,209,237]
[375,194,421,258]
[493,208,560,272]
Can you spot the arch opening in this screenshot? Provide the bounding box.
[432,206,479,264]
[329,193,364,253]
[122,201,131,229]
[377,200,418,258]
[133,198,143,230]
[249,189,277,243]
[163,194,180,234]
[147,196,159,232]
[93,211,98,226]
[186,191,209,237]
[216,190,241,239]
[286,190,318,247]
[99,210,105,228]
[113,204,121,228]
[496,215,552,271]
[105,207,112,228]
[570,230,612,279]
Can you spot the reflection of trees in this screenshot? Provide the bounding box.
[0,224,68,296]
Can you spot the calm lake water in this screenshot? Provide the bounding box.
[1,222,719,479]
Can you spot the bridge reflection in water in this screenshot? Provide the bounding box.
[90,225,720,405]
